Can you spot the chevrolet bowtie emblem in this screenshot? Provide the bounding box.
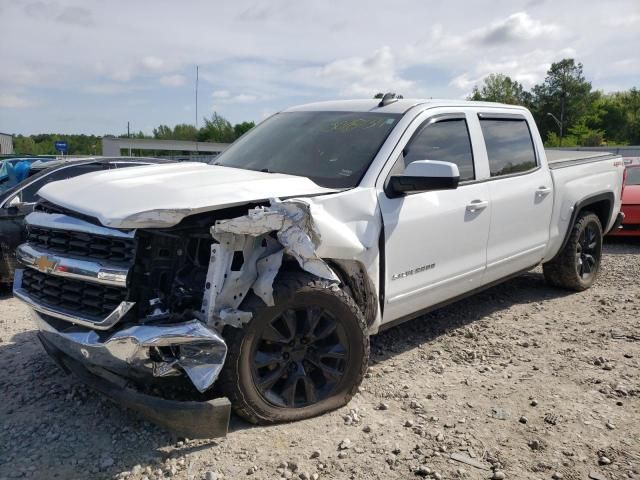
[34,255,57,273]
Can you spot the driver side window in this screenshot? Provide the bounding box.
[404,118,475,181]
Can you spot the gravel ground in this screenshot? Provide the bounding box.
[1,239,639,480]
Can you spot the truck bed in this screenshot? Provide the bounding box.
[545,149,618,169]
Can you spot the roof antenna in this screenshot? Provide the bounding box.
[377,92,403,107]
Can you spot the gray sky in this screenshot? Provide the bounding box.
[1,0,638,135]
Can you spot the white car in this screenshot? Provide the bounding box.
[13,95,625,433]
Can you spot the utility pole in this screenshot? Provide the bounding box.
[195,65,199,156]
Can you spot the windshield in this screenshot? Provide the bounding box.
[214,111,401,188]
[626,166,640,186]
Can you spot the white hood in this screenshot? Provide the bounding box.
[37,162,336,229]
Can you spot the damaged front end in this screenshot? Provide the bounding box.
[14,199,344,433]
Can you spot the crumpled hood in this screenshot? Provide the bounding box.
[37,162,337,229]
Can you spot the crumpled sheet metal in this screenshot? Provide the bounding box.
[35,316,228,393]
[204,199,339,329]
[213,199,338,282]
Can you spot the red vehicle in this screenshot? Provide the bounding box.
[610,163,640,236]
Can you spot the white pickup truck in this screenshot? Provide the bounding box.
[13,95,625,431]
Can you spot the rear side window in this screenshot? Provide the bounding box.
[404,119,475,181]
[480,118,537,177]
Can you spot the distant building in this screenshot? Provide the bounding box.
[0,133,13,154]
[101,136,229,162]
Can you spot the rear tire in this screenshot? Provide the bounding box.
[219,272,369,425]
[543,211,603,291]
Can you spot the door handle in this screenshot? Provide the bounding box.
[536,186,552,197]
[466,200,489,213]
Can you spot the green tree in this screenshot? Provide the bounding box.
[153,125,173,139]
[568,122,605,146]
[468,74,532,106]
[198,113,235,143]
[172,124,199,141]
[13,135,38,154]
[593,89,640,145]
[233,121,255,138]
[531,59,594,145]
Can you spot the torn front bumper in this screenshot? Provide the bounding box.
[39,334,231,438]
[31,310,228,393]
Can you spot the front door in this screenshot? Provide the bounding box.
[379,115,491,323]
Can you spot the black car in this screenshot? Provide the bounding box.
[0,157,171,285]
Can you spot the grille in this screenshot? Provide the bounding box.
[21,268,128,319]
[27,226,136,264]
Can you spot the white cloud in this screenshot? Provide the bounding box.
[606,14,640,27]
[211,91,262,103]
[0,93,38,108]
[298,46,414,97]
[212,90,231,99]
[159,74,186,87]
[0,0,637,133]
[56,6,94,27]
[475,12,558,44]
[83,83,134,95]
[449,48,577,91]
[141,56,165,72]
[231,93,258,103]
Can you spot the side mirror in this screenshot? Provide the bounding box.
[387,160,460,198]
[7,195,21,208]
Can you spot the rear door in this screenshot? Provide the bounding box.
[479,113,553,283]
[378,112,491,322]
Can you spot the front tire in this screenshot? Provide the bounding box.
[543,211,603,291]
[219,272,369,424]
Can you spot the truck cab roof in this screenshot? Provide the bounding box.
[284,98,527,114]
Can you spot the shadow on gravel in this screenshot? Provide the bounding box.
[0,329,223,479]
[370,270,568,362]
[603,235,640,255]
[0,283,12,300]
[0,267,611,478]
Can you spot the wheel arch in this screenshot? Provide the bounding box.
[278,255,378,327]
[557,192,613,255]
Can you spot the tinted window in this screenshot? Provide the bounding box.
[404,119,475,181]
[19,164,104,203]
[480,118,537,177]
[215,111,401,188]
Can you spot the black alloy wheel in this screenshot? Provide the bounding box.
[542,211,603,291]
[219,272,369,424]
[251,307,349,408]
[576,221,601,280]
